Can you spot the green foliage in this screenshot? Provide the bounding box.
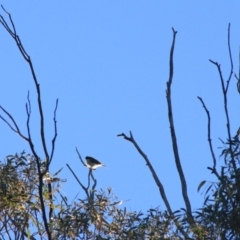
[0,152,180,239]
[0,152,62,239]
[195,134,240,239]
[51,191,176,239]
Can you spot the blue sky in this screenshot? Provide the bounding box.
[0,1,239,214]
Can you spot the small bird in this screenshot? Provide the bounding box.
[85,156,106,170]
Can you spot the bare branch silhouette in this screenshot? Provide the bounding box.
[0,5,51,163]
[76,147,87,167]
[117,132,173,214]
[76,148,98,192]
[0,105,29,141]
[197,97,220,179]
[234,48,240,93]
[68,147,99,202]
[0,6,60,239]
[209,24,237,174]
[66,163,89,198]
[117,131,189,238]
[49,99,59,165]
[166,28,194,225]
[117,28,195,238]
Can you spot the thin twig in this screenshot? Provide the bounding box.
[75,148,90,188]
[75,147,97,198]
[49,99,59,164]
[0,106,29,141]
[197,96,220,179]
[226,23,233,92]
[57,189,68,207]
[76,147,87,167]
[66,163,89,198]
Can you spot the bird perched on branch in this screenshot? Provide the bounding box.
[85,156,106,170]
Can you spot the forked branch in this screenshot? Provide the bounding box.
[209,24,237,174]
[0,5,59,166]
[0,105,29,141]
[0,6,59,239]
[117,28,196,237]
[70,148,98,200]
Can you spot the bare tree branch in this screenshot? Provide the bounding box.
[117,28,196,238]
[0,6,59,239]
[209,23,237,174]
[209,24,240,209]
[117,132,189,239]
[25,93,38,162]
[76,147,87,167]
[117,132,173,213]
[75,147,98,199]
[0,6,29,61]
[0,5,51,163]
[0,105,29,141]
[166,28,194,225]
[75,148,93,189]
[24,84,48,211]
[234,47,240,94]
[89,170,97,202]
[66,163,89,198]
[45,98,57,220]
[49,99,59,165]
[226,24,234,92]
[197,97,220,180]
[75,148,91,188]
